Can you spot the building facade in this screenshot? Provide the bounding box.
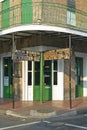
[0,0,87,102]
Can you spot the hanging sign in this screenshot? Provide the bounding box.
[13,50,40,61]
[44,48,70,60]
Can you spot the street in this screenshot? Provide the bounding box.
[0,113,87,129]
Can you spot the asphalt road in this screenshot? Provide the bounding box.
[0,113,87,129]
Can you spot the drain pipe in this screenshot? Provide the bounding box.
[12,33,16,109]
[69,35,72,109]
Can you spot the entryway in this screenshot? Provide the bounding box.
[75,57,83,97]
[33,60,52,101]
[3,57,13,98]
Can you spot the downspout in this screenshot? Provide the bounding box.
[69,35,72,109]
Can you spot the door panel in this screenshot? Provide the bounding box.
[33,61,40,100]
[44,61,52,100]
[75,57,83,97]
[3,57,13,98]
[33,60,52,101]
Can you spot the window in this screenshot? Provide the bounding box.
[67,0,76,26]
[44,61,51,86]
[53,60,58,85]
[67,0,75,8]
[34,61,40,85]
[28,61,32,85]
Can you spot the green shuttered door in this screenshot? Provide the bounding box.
[22,0,32,24]
[33,60,52,101]
[75,57,83,97]
[3,57,13,98]
[2,0,10,28]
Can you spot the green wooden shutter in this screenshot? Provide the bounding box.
[2,0,10,29]
[75,58,83,97]
[22,0,33,24]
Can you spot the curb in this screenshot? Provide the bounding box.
[6,110,28,119]
[6,109,57,119]
[58,110,77,117]
[5,108,87,119]
[49,109,87,122]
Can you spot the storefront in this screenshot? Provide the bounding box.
[0,0,87,102]
[22,59,64,101]
[0,49,87,102]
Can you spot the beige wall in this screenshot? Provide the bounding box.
[10,0,21,26]
[76,0,87,12]
[33,0,42,23]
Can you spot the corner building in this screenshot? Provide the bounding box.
[0,0,87,102]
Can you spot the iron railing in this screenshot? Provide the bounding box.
[0,2,87,32]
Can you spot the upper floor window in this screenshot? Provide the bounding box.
[67,0,76,26]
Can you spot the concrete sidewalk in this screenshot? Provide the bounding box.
[0,98,87,119]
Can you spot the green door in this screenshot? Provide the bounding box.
[33,60,52,101]
[3,57,13,98]
[43,60,52,100]
[33,61,40,100]
[75,57,83,97]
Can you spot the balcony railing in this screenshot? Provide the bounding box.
[0,2,87,32]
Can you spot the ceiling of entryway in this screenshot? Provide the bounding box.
[0,30,86,45]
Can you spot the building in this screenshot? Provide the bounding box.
[0,0,87,103]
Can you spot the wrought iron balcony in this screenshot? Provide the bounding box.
[0,2,87,32]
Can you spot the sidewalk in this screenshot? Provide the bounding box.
[0,97,87,118]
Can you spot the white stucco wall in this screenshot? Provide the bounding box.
[52,59,64,100]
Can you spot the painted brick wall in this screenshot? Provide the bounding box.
[0,0,87,30]
[76,0,87,12]
[64,53,75,100]
[10,0,21,26]
[33,0,42,23]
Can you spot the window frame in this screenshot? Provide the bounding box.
[53,60,58,85]
[67,0,76,26]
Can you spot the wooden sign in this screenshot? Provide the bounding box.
[44,48,70,60]
[13,50,40,61]
[12,48,70,61]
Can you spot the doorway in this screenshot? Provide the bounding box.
[75,57,83,97]
[3,57,13,98]
[31,60,52,101]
